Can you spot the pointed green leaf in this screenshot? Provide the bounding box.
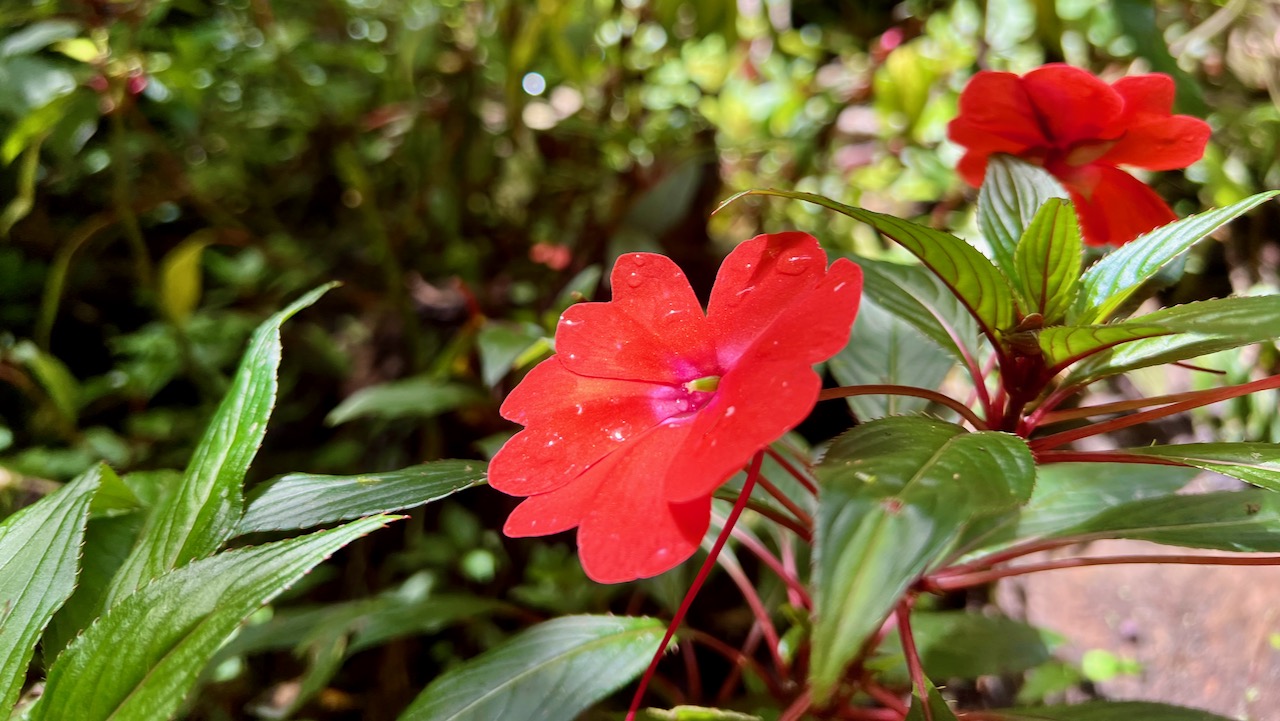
[326,376,486,425]
[724,189,1018,343]
[904,678,959,721]
[28,515,395,721]
[856,257,983,366]
[982,701,1235,720]
[1122,442,1280,491]
[1064,490,1280,551]
[1013,198,1082,324]
[875,611,1053,683]
[1037,323,1172,373]
[104,285,334,606]
[828,295,955,419]
[0,465,102,713]
[238,460,488,534]
[811,418,1034,703]
[1066,295,1280,383]
[397,615,666,721]
[978,155,1070,278]
[1078,191,1278,323]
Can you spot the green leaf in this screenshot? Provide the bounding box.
[104,284,334,607]
[978,155,1070,279]
[1122,442,1280,491]
[874,611,1054,682]
[1064,490,1280,551]
[644,707,761,721]
[157,231,213,326]
[1078,191,1279,323]
[397,615,666,721]
[1037,323,1172,373]
[326,376,486,425]
[1066,295,1280,383]
[810,418,1034,703]
[238,460,488,534]
[1013,198,1082,324]
[476,321,544,388]
[904,678,959,721]
[0,465,102,713]
[856,257,982,365]
[827,295,955,419]
[981,701,1235,720]
[28,515,395,721]
[724,189,1018,343]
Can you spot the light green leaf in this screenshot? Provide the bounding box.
[855,257,982,365]
[644,707,761,720]
[810,418,1034,703]
[1078,191,1279,323]
[1064,490,1280,551]
[326,376,485,426]
[723,189,1018,344]
[1013,198,1082,324]
[1037,323,1172,373]
[978,155,1070,279]
[158,231,213,326]
[0,465,102,713]
[1122,442,1280,491]
[28,516,395,721]
[238,460,487,534]
[477,321,544,388]
[903,678,959,721]
[1066,295,1280,383]
[104,284,335,607]
[981,701,1235,720]
[397,615,666,721]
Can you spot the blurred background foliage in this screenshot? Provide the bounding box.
[1,0,1279,718]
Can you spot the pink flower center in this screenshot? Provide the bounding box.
[669,375,720,415]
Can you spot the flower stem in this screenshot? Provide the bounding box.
[1030,374,1280,451]
[722,518,812,608]
[818,384,988,430]
[756,473,815,530]
[779,688,812,721]
[766,446,818,495]
[684,627,781,701]
[894,598,933,720]
[863,678,910,716]
[927,553,1280,591]
[625,451,765,721]
[714,539,787,674]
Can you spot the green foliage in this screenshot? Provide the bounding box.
[978,156,1070,279]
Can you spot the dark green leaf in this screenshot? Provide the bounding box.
[724,189,1018,343]
[811,418,1034,703]
[397,615,666,721]
[477,321,545,388]
[1013,198,1081,323]
[828,295,955,419]
[875,611,1054,682]
[1078,192,1278,323]
[981,701,1235,720]
[856,257,982,365]
[104,285,335,606]
[1065,490,1280,551]
[904,678,959,721]
[28,516,395,721]
[1122,442,1280,491]
[978,156,1070,279]
[1037,323,1171,373]
[0,465,101,712]
[1066,295,1280,382]
[238,460,487,534]
[326,376,486,425]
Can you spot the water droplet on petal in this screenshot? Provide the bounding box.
[725,405,736,417]
[611,428,626,442]
[833,282,846,292]
[674,397,690,412]
[575,404,584,415]
[632,254,647,266]
[626,272,643,288]
[734,285,755,301]
[778,254,812,275]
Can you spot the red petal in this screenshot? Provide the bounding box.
[956,151,991,187]
[1100,116,1210,171]
[1064,164,1178,247]
[1112,74,1175,115]
[490,358,681,497]
[554,252,717,384]
[1021,64,1124,146]
[947,71,1049,154]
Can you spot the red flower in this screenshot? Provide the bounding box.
[948,64,1211,247]
[489,233,862,583]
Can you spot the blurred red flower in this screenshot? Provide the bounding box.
[948,64,1211,247]
[489,233,862,583]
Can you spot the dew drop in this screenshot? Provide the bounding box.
[674,397,690,412]
[778,254,812,275]
[575,404,584,415]
[725,405,736,417]
[562,318,581,327]
[735,285,755,299]
[833,282,846,292]
[626,272,643,288]
[632,254,647,266]
[611,428,626,442]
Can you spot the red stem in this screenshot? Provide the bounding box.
[1036,385,1255,426]
[818,384,988,430]
[757,473,815,529]
[714,538,788,674]
[895,598,933,721]
[722,517,812,608]
[682,627,781,701]
[779,688,813,721]
[928,553,1280,591]
[838,709,906,721]
[778,527,806,609]
[716,623,765,704]
[863,679,911,715]
[767,446,818,495]
[625,452,765,721]
[1030,374,1280,451]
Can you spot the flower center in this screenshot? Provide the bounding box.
[671,375,720,414]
